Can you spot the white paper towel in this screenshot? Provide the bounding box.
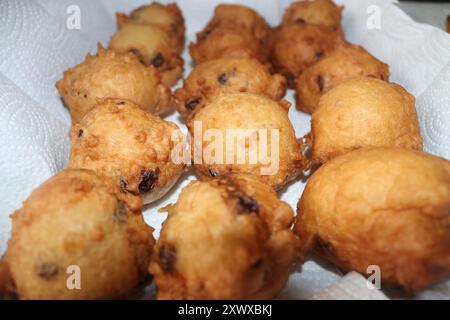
[0,0,449,300]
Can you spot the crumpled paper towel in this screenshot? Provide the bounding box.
[0,0,449,300]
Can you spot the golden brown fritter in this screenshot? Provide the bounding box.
[187,93,302,190]
[295,44,390,113]
[204,4,271,41]
[308,78,423,165]
[149,174,297,299]
[295,148,450,294]
[116,2,185,53]
[56,46,173,124]
[0,260,15,299]
[269,23,344,87]
[282,0,343,30]
[189,25,268,65]
[68,99,186,205]
[5,169,154,299]
[175,57,286,116]
[109,23,184,87]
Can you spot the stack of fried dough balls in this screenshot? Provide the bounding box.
[269,0,345,86]
[180,3,301,190]
[2,0,450,301]
[280,1,449,296]
[0,2,188,300]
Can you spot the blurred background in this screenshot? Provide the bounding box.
[399,1,450,31]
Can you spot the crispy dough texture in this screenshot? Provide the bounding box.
[5,169,154,299]
[149,174,297,299]
[189,25,268,65]
[269,23,344,87]
[187,93,302,190]
[282,0,343,30]
[68,99,186,204]
[204,4,271,41]
[109,23,183,87]
[295,148,450,294]
[175,57,286,116]
[116,2,185,53]
[309,78,423,165]
[56,46,173,124]
[295,44,390,113]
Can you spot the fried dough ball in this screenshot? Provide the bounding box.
[189,26,268,65]
[175,58,286,116]
[309,78,423,165]
[295,44,390,113]
[149,174,297,299]
[269,23,344,87]
[0,260,14,299]
[295,148,450,293]
[56,46,172,124]
[187,93,302,190]
[116,2,185,53]
[4,169,154,299]
[282,0,343,30]
[109,23,183,87]
[68,99,185,204]
[204,4,271,41]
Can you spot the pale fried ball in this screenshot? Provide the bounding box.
[189,26,268,65]
[309,78,423,165]
[187,93,302,190]
[116,2,185,53]
[295,148,450,293]
[269,23,344,87]
[282,0,343,30]
[5,169,154,299]
[296,44,390,113]
[56,46,173,124]
[149,174,297,299]
[175,58,286,116]
[109,23,183,87]
[68,99,185,204]
[204,4,271,41]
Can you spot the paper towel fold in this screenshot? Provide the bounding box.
[0,0,449,299]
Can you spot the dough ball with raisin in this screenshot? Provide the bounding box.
[269,23,344,87]
[187,93,302,190]
[68,99,185,204]
[309,78,423,165]
[175,57,286,116]
[5,169,154,299]
[109,23,183,87]
[296,148,450,294]
[150,174,297,299]
[56,46,172,124]
[117,2,185,53]
[295,44,390,113]
[204,4,270,41]
[282,0,343,30]
[189,26,268,65]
